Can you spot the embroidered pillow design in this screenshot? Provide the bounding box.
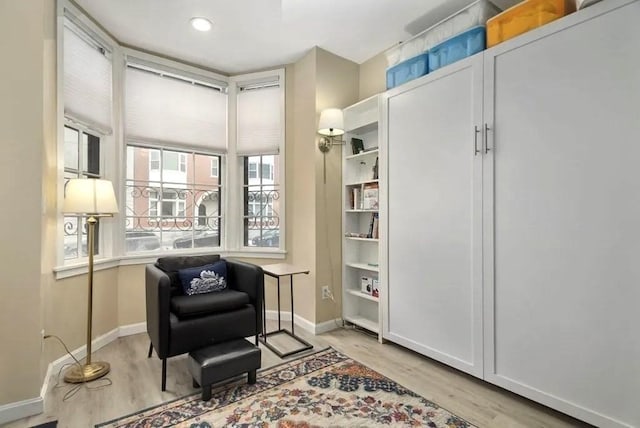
[187,268,226,295]
[178,261,227,295]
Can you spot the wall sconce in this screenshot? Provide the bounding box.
[317,108,345,183]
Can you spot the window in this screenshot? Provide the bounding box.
[63,125,102,260]
[149,151,160,170]
[151,151,186,172]
[243,155,279,248]
[148,189,186,218]
[197,204,207,226]
[126,146,222,252]
[236,74,283,249]
[261,163,273,180]
[61,17,113,263]
[59,11,287,262]
[210,158,219,178]
[248,162,257,179]
[124,60,227,253]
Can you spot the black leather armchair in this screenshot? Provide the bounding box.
[145,255,263,390]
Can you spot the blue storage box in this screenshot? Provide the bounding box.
[428,26,486,73]
[386,53,429,89]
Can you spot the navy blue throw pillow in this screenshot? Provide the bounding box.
[178,261,227,296]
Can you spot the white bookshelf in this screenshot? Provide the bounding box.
[345,237,379,242]
[344,315,379,332]
[346,289,379,303]
[346,179,379,186]
[342,94,383,342]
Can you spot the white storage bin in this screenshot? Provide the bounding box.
[385,0,500,67]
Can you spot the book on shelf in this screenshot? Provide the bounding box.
[350,187,361,210]
[372,278,379,298]
[367,212,379,239]
[373,156,379,180]
[372,213,379,239]
[362,182,379,210]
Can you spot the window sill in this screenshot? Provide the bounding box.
[54,257,120,280]
[54,248,287,280]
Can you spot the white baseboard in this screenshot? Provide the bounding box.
[49,327,120,375]
[264,310,340,335]
[0,396,43,426]
[315,318,342,335]
[0,321,148,426]
[118,321,147,337]
[40,358,54,403]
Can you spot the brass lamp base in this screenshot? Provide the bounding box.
[64,361,110,383]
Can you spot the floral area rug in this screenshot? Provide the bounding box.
[97,348,475,427]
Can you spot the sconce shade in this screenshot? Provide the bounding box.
[318,108,345,136]
[63,178,119,215]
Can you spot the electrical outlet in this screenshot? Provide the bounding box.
[321,286,332,300]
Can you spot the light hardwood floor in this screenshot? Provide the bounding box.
[8,322,589,428]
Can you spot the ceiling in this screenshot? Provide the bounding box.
[75,0,516,75]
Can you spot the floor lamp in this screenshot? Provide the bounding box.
[62,178,119,383]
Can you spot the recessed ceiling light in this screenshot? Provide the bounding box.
[190,17,212,32]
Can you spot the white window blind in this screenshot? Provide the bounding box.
[125,66,228,151]
[237,83,282,155]
[63,25,113,134]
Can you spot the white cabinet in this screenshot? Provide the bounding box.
[342,95,384,341]
[385,55,484,377]
[483,1,640,427]
[384,0,640,426]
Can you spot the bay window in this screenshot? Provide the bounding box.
[59,10,286,263]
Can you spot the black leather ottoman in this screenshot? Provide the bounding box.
[188,338,261,401]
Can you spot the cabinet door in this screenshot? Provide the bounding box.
[385,55,484,377]
[483,1,640,426]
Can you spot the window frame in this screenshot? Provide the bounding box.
[149,150,160,170]
[230,68,286,253]
[248,162,257,179]
[57,2,119,268]
[125,143,224,254]
[62,123,105,261]
[261,163,273,180]
[210,157,219,178]
[242,155,281,248]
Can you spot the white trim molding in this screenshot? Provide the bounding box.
[264,310,341,335]
[54,249,287,280]
[118,322,147,337]
[49,328,120,375]
[0,397,43,426]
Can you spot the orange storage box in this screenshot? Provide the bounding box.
[487,0,576,47]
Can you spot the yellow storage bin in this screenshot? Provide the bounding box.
[487,0,576,47]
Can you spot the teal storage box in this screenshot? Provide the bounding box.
[428,26,486,73]
[386,53,429,89]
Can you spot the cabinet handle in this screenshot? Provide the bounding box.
[484,123,491,154]
[474,125,480,156]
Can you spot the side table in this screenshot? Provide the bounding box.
[260,263,313,358]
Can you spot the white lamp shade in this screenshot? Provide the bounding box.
[63,178,119,215]
[318,108,345,136]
